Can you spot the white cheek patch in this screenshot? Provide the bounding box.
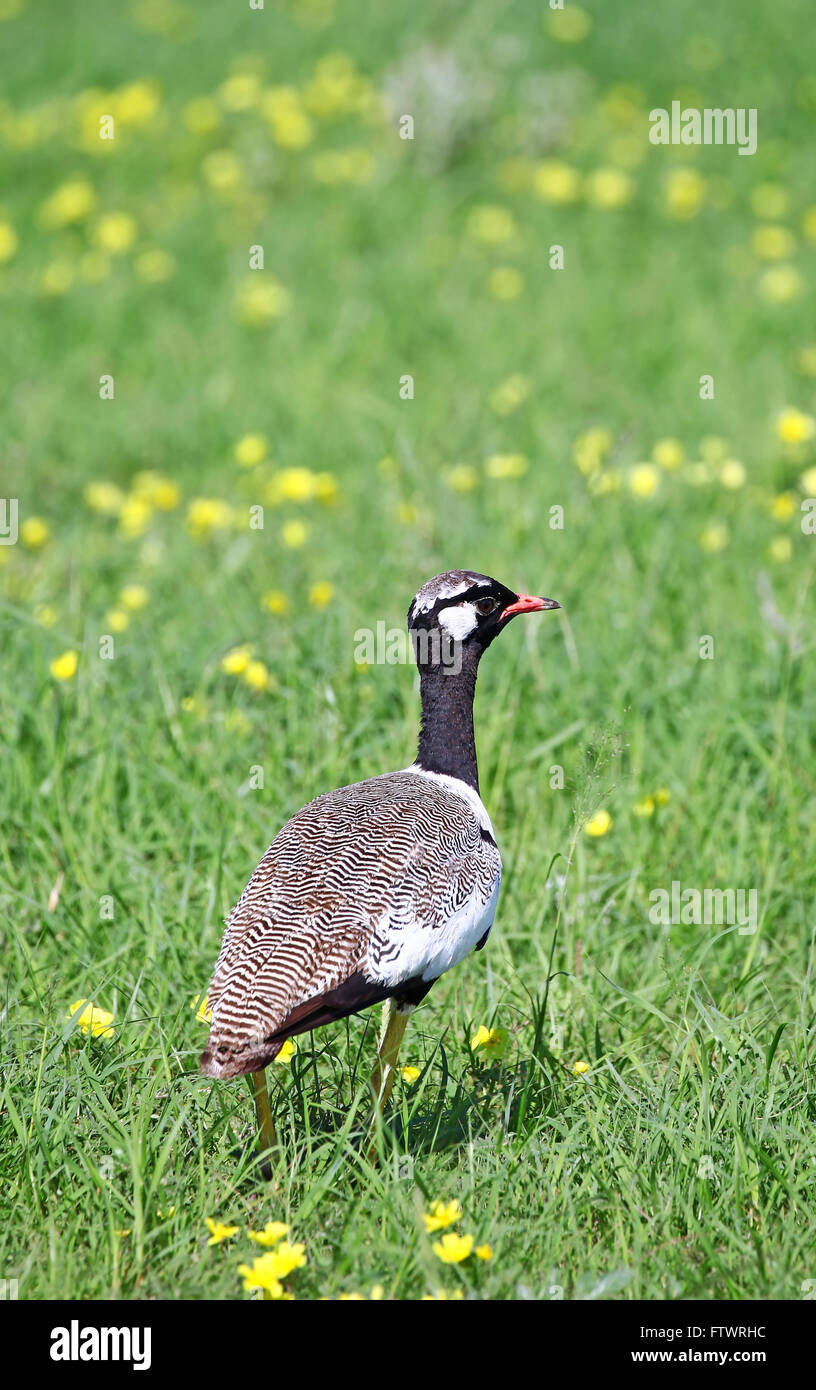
[413,578,471,615]
[438,603,478,642]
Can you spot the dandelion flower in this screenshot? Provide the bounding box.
[776,408,815,445]
[759,265,802,303]
[234,275,291,327]
[281,520,308,549]
[422,1200,463,1234]
[486,266,524,300]
[119,583,149,611]
[50,650,78,681]
[432,1233,474,1264]
[68,999,114,1038]
[39,179,95,228]
[21,516,50,549]
[627,464,659,498]
[93,212,137,254]
[652,438,684,470]
[467,204,516,244]
[768,537,792,563]
[751,224,796,261]
[262,590,289,615]
[585,168,633,209]
[401,1065,421,1083]
[118,495,152,537]
[308,581,334,609]
[248,1222,290,1247]
[655,788,671,805]
[191,992,212,1024]
[720,459,746,489]
[187,498,233,537]
[105,609,129,633]
[663,169,704,220]
[475,1244,493,1261]
[533,160,580,203]
[205,1218,239,1246]
[84,481,124,515]
[234,433,268,468]
[221,645,253,676]
[470,1025,509,1058]
[572,1060,590,1076]
[273,1038,296,1065]
[243,659,272,691]
[585,809,612,837]
[445,465,478,493]
[484,453,528,480]
[633,796,655,816]
[699,523,729,554]
[0,220,18,261]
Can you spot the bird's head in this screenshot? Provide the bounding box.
[407,569,560,674]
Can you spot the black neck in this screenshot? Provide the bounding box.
[415,650,480,791]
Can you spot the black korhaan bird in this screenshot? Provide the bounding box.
[200,570,560,1150]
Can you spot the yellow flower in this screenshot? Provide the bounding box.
[234,275,291,326]
[119,583,149,611]
[93,212,137,254]
[585,168,633,209]
[133,471,179,510]
[768,537,792,563]
[238,1242,306,1289]
[633,796,655,817]
[663,169,704,220]
[803,206,816,241]
[587,469,622,496]
[484,453,528,480]
[191,992,212,1024]
[547,6,592,42]
[221,645,253,676]
[652,438,684,470]
[273,1038,296,1065]
[486,266,524,300]
[585,809,612,837]
[627,463,659,498]
[432,1232,474,1264]
[699,435,729,463]
[34,604,58,627]
[202,149,243,193]
[282,519,308,549]
[532,160,580,204]
[134,248,176,283]
[422,1200,463,1234]
[573,428,611,476]
[118,495,152,537]
[84,481,124,515]
[262,590,289,615]
[489,374,531,416]
[50,650,78,681]
[39,179,95,228]
[234,433,268,468]
[751,224,796,262]
[655,788,671,805]
[699,524,729,554]
[401,1065,421,1083]
[244,659,272,692]
[769,492,795,520]
[308,581,334,609]
[467,204,515,244]
[68,999,114,1039]
[800,466,816,494]
[267,467,319,503]
[720,459,746,489]
[187,498,233,537]
[475,1244,493,1261]
[315,472,338,503]
[0,220,17,261]
[106,608,129,633]
[205,1218,240,1246]
[759,265,802,303]
[116,80,160,127]
[218,73,261,111]
[444,465,478,494]
[776,408,815,445]
[470,1025,509,1057]
[21,516,50,549]
[572,1060,590,1076]
[248,1222,290,1247]
[183,97,221,134]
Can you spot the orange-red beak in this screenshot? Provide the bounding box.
[500,593,561,621]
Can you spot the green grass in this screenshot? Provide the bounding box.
[1,0,815,1300]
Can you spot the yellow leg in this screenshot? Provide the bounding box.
[251,1068,277,1154]
[368,999,413,1116]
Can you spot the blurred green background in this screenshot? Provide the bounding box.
[1,0,815,1301]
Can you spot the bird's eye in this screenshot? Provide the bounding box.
[473,597,498,616]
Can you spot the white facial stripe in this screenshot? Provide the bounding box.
[413,577,472,614]
[438,602,478,641]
